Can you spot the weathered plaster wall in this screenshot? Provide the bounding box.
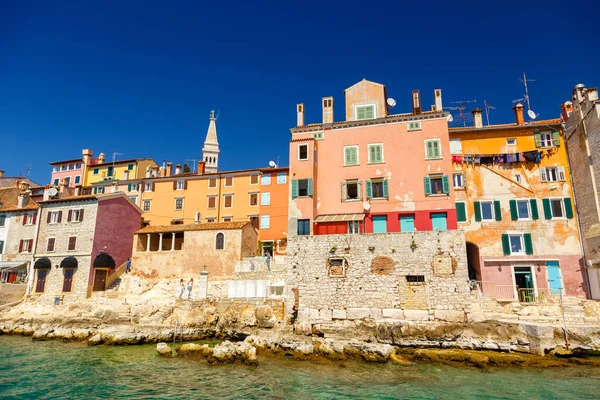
[1,211,38,263]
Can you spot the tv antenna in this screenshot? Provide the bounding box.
[446,99,476,127]
[483,100,496,126]
[185,159,197,173]
[513,72,537,120]
[112,152,123,174]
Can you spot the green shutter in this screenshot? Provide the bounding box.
[534,130,542,147]
[494,200,502,221]
[340,182,345,200]
[509,200,518,220]
[291,180,298,199]
[524,233,534,255]
[128,184,132,192]
[530,199,539,220]
[456,202,467,222]
[93,187,97,194]
[307,178,313,196]
[366,106,374,119]
[382,179,389,197]
[357,107,366,120]
[552,130,560,146]
[442,175,450,194]
[366,179,372,199]
[543,198,552,219]
[501,234,510,255]
[369,146,376,163]
[564,197,574,219]
[424,176,431,195]
[474,201,482,221]
[433,141,440,158]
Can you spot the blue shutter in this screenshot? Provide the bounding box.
[291,180,298,199]
[424,176,431,195]
[442,175,450,194]
[307,179,313,196]
[382,179,389,198]
[366,179,373,199]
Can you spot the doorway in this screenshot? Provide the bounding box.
[547,261,563,294]
[261,241,274,256]
[466,242,481,281]
[514,266,535,302]
[373,216,387,233]
[35,269,49,293]
[93,269,108,291]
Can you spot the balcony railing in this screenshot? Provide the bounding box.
[472,281,551,303]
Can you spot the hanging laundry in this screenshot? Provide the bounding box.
[481,156,494,165]
[498,155,505,164]
[523,150,539,163]
[452,155,462,163]
[534,152,541,163]
[473,156,481,165]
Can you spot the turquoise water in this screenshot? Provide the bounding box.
[1,336,600,399]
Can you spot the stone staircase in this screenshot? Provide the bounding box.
[107,278,122,291]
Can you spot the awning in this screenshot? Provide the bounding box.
[34,257,52,269]
[314,213,365,223]
[93,253,115,269]
[60,256,78,269]
[0,261,27,270]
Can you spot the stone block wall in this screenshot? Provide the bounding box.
[286,231,471,324]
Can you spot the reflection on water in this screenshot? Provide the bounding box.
[1,336,600,399]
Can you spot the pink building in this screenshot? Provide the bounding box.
[288,80,457,236]
[49,149,101,189]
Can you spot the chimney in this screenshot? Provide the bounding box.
[0,170,4,178]
[175,164,181,175]
[573,83,586,103]
[197,161,206,175]
[159,166,166,177]
[322,97,334,124]
[98,152,106,163]
[297,104,304,127]
[472,108,483,129]
[151,166,159,178]
[586,88,599,102]
[17,193,28,209]
[512,103,525,125]
[560,101,573,122]
[412,90,422,114]
[434,89,443,112]
[82,149,93,165]
[145,166,152,178]
[166,162,173,177]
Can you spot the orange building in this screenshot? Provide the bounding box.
[257,167,289,255]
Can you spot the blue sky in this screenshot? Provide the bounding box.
[1,0,596,184]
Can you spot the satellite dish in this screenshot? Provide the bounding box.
[268,161,277,168]
[447,114,454,122]
[48,188,58,197]
[387,98,396,107]
[362,201,371,211]
[527,109,537,120]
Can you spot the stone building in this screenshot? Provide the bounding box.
[132,221,257,297]
[563,84,600,299]
[30,192,142,304]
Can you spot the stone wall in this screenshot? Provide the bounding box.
[286,231,471,324]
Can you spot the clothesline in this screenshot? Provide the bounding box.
[452,148,554,165]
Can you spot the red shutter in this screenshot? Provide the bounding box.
[29,239,33,251]
[67,210,73,222]
[22,214,27,226]
[173,181,177,190]
[18,240,23,253]
[152,183,156,191]
[184,180,188,190]
[47,212,52,224]
[32,212,37,225]
[79,209,84,222]
[57,211,62,223]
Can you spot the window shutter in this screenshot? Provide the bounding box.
[442,175,450,194]
[79,209,84,222]
[291,180,298,199]
[307,179,313,196]
[19,240,23,253]
[47,212,52,224]
[530,199,539,220]
[494,200,502,221]
[173,181,177,190]
[152,183,156,191]
[369,146,376,163]
[533,130,542,147]
[340,182,346,201]
[552,130,561,146]
[29,239,33,251]
[67,210,72,222]
[456,202,467,222]
[543,198,552,219]
[93,187,97,194]
[509,200,518,220]
[424,176,431,195]
[141,184,145,193]
[128,184,131,192]
[433,141,440,158]
[474,201,482,221]
[383,179,389,198]
[32,212,37,225]
[558,166,566,181]
[426,141,433,158]
[501,234,510,255]
[57,211,62,223]
[22,214,27,226]
[357,107,366,120]
[366,106,374,119]
[524,233,534,255]
[539,167,547,182]
[564,197,574,219]
[344,147,352,165]
[184,180,188,190]
[366,179,373,199]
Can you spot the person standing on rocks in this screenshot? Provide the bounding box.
[187,278,193,300]
[126,258,132,274]
[265,251,271,272]
[178,279,185,298]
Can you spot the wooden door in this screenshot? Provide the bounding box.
[93,269,107,291]
[35,269,48,293]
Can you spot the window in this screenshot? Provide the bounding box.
[0,215,5,226]
[277,173,286,184]
[474,200,504,222]
[356,104,375,120]
[250,175,259,185]
[61,165,67,171]
[68,209,83,222]
[62,268,75,292]
[348,221,360,234]
[480,201,494,221]
[206,217,216,223]
[502,233,533,255]
[215,233,224,250]
[408,121,422,131]
[516,200,531,220]
[297,219,310,236]
[455,202,467,222]
[145,183,153,192]
[313,132,324,140]
[261,175,271,185]
[450,138,462,154]
[249,216,259,229]
[129,197,137,203]
[424,175,449,196]
[224,194,233,208]
[368,144,384,164]
[225,177,234,187]
[53,179,60,186]
[69,164,75,170]
[175,198,184,210]
[68,237,77,251]
[366,178,388,199]
[19,239,33,253]
[506,138,517,146]
[127,164,134,171]
[342,180,361,201]
[260,215,270,229]
[406,275,425,283]
[534,130,560,148]
[0,240,3,254]
[261,192,271,205]
[48,211,62,224]
[432,212,447,231]
[452,173,465,189]
[344,146,359,166]
[47,238,55,252]
[177,180,185,190]
[222,217,232,222]
[93,168,99,175]
[143,200,151,212]
[425,139,441,159]
[207,196,216,209]
[328,258,347,277]
[208,178,217,188]
[107,166,114,177]
[74,176,81,184]
[540,167,566,182]
[64,177,71,186]
[76,163,82,169]
[249,193,258,206]
[373,215,387,233]
[291,179,313,198]
[515,174,521,183]
[298,144,309,161]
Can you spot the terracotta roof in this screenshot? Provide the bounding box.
[48,158,83,166]
[449,118,562,133]
[38,194,98,204]
[143,167,275,182]
[0,188,39,212]
[91,158,155,168]
[0,177,42,189]
[259,166,289,173]
[136,221,250,234]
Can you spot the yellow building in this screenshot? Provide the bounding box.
[84,158,156,187]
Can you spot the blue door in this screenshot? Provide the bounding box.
[373,216,387,233]
[547,261,563,294]
[400,216,415,232]
[431,213,447,231]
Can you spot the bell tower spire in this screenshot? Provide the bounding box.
[202,110,220,173]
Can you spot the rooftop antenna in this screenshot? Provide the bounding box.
[513,72,537,120]
[185,159,197,173]
[447,99,476,127]
[483,100,496,126]
[112,152,123,177]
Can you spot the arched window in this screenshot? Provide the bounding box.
[216,233,224,250]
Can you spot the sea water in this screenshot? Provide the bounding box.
[1,336,599,399]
